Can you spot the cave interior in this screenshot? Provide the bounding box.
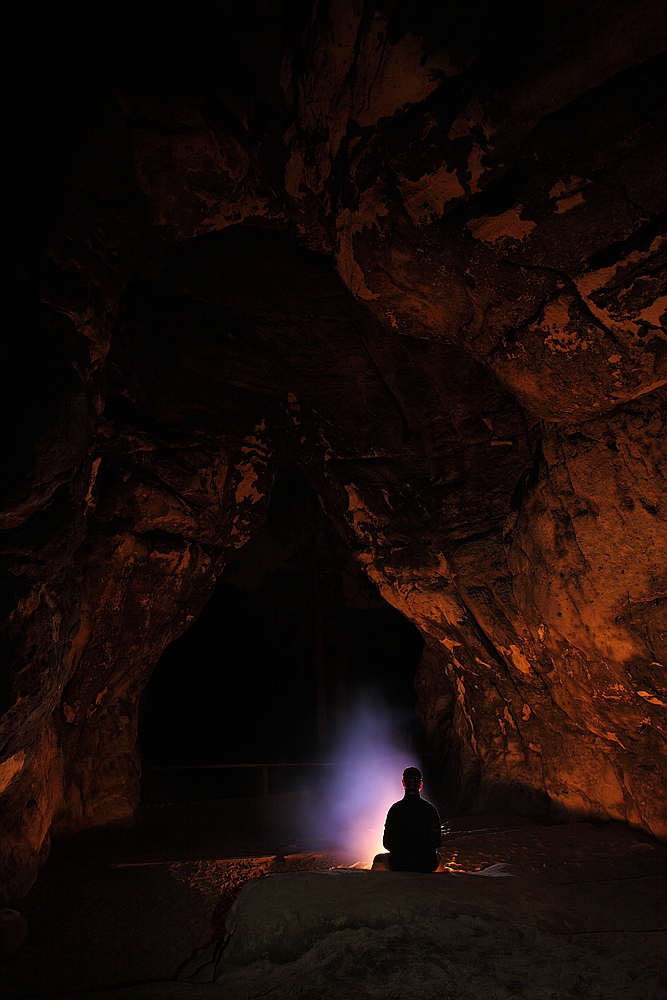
[1,2,667,996]
[139,460,424,797]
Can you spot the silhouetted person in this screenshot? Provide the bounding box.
[372,767,442,873]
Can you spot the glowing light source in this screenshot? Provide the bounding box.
[315,697,420,867]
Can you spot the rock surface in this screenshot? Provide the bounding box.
[202,869,666,999]
[2,1,667,899]
[41,861,665,1000]
[221,868,577,965]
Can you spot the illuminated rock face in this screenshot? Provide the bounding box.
[1,2,666,898]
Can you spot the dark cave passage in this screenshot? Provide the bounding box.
[138,462,424,801]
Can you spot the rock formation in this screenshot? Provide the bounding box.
[182,868,666,997]
[2,1,666,900]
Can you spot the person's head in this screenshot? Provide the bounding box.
[402,766,423,794]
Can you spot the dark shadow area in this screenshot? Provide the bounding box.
[138,462,424,801]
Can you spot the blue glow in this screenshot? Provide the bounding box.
[315,695,420,865]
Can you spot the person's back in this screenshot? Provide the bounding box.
[373,767,442,873]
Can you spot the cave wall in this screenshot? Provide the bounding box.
[2,1,666,900]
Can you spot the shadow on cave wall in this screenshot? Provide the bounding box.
[138,462,425,802]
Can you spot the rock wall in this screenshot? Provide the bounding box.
[2,1,666,900]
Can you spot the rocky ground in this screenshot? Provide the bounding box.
[1,806,665,999]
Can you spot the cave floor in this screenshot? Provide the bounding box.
[1,801,666,998]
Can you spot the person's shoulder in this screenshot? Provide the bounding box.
[386,798,407,817]
[419,796,440,815]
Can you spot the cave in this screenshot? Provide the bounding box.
[138,460,424,800]
[1,2,666,996]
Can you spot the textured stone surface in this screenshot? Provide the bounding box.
[168,868,667,999]
[2,1,667,900]
[0,721,61,902]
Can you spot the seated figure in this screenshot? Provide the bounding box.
[372,766,443,873]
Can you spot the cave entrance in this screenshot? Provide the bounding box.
[138,462,424,805]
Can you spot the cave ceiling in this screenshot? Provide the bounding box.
[1,1,666,901]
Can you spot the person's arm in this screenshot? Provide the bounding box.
[383,805,397,851]
[429,805,442,848]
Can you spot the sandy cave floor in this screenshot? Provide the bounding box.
[1,800,666,999]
